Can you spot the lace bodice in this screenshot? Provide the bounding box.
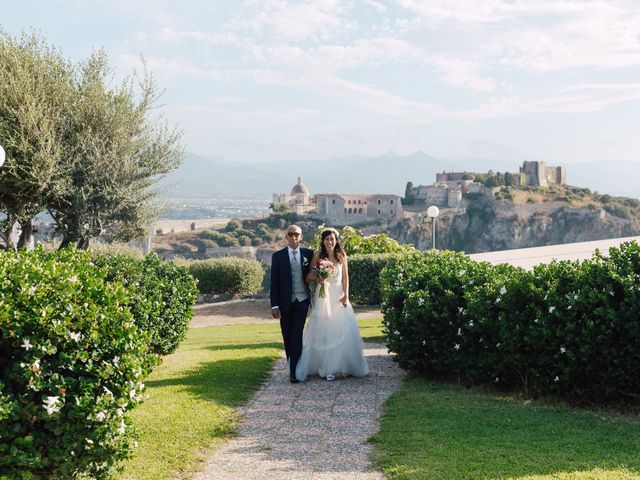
[328,262,342,285]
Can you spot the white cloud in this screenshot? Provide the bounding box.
[229,0,353,41]
[525,83,640,113]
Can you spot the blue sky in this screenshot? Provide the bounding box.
[3,0,640,164]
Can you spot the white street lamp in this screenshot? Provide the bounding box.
[0,144,5,167]
[426,205,440,250]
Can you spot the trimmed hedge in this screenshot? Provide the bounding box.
[94,254,199,356]
[349,253,402,305]
[381,242,640,404]
[0,247,154,479]
[183,257,264,294]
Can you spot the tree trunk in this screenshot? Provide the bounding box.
[77,237,90,250]
[58,237,73,250]
[17,219,34,250]
[4,220,20,251]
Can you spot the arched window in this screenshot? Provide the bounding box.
[348,208,352,214]
[358,208,363,214]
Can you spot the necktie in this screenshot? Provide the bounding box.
[292,249,298,265]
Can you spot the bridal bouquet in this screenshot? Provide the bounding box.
[314,259,337,298]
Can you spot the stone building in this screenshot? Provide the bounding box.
[519,160,565,187]
[315,193,403,226]
[272,177,315,214]
[414,181,470,208]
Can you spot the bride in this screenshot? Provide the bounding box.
[295,228,369,381]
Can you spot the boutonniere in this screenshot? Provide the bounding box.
[302,257,309,267]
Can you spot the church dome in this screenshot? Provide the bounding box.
[291,177,310,195]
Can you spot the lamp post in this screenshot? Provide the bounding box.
[426,205,440,250]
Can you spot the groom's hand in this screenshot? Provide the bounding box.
[271,307,281,319]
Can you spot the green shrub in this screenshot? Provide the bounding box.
[94,254,198,356]
[381,243,640,404]
[0,247,153,479]
[185,257,264,294]
[349,253,403,305]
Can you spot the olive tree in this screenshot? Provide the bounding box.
[49,50,182,249]
[0,30,73,249]
[0,29,182,250]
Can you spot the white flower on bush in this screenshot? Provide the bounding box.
[417,297,425,306]
[554,376,560,382]
[69,275,79,283]
[117,419,126,435]
[422,340,426,346]
[458,307,464,314]
[457,328,462,336]
[454,344,460,350]
[28,286,37,295]
[21,338,33,351]
[33,358,41,370]
[494,377,500,383]
[43,396,62,415]
[548,306,556,313]
[499,286,507,296]
[468,320,474,327]
[96,411,106,422]
[393,330,400,336]
[560,346,566,354]
[496,297,501,303]
[459,270,466,276]
[113,356,120,366]
[103,387,114,397]
[69,332,82,342]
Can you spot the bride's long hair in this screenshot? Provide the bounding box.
[319,228,345,262]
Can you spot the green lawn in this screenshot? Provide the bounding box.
[371,377,640,480]
[118,317,385,480]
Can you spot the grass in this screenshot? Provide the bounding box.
[118,317,385,479]
[371,377,640,480]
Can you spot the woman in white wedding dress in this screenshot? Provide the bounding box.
[295,228,369,381]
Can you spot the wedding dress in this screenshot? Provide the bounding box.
[295,262,369,381]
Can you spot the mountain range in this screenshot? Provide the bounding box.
[163,150,639,199]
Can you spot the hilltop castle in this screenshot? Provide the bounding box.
[417,160,566,208]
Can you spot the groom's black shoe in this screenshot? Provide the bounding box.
[290,376,300,384]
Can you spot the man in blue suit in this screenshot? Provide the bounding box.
[270,224,314,383]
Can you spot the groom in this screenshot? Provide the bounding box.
[270,224,314,383]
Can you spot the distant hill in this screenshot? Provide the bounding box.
[163,151,639,199]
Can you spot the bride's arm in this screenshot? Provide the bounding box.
[340,255,349,305]
[306,252,320,283]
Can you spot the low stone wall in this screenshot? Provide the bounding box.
[197,292,269,304]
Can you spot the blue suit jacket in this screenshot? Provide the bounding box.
[270,247,313,312]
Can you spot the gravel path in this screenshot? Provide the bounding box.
[192,342,404,480]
